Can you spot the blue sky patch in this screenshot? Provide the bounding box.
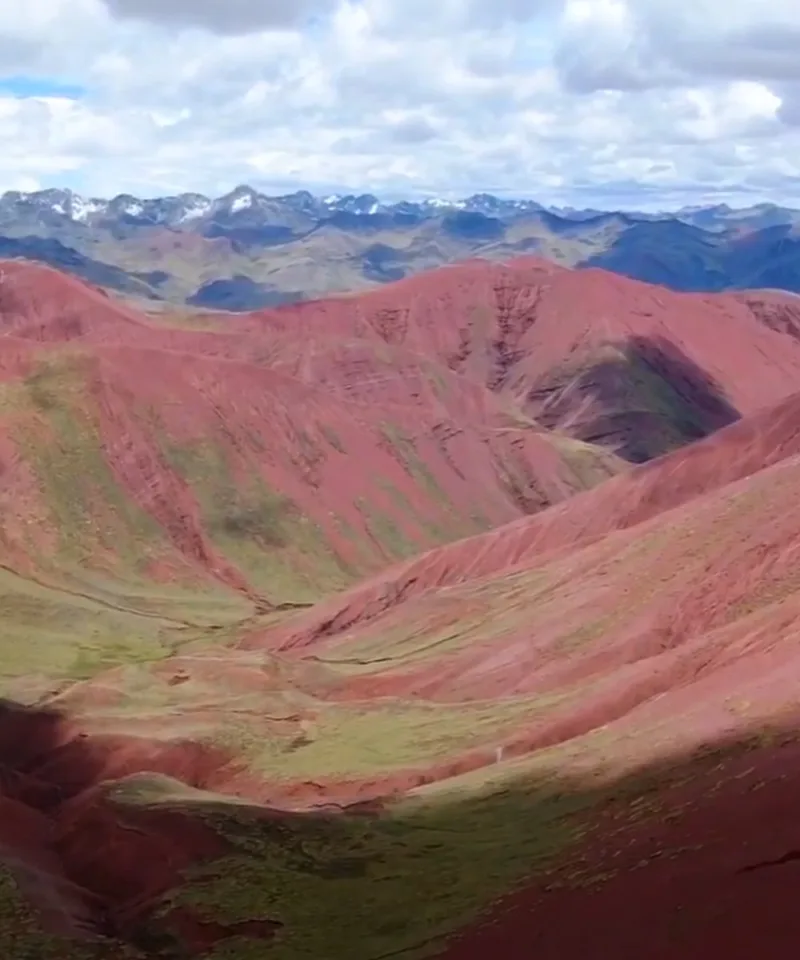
[0,75,86,99]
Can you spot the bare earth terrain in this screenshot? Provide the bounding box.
[2,256,800,958]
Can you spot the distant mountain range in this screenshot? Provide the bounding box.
[1,185,800,310]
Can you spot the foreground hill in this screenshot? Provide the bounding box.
[4,387,800,958]
[3,259,800,958]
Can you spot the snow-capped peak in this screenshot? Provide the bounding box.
[423,197,461,209]
[230,192,253,213]
[66,195,106,222]
[0,188,110,223]
[176,195,212,222]
[220,185,260,215]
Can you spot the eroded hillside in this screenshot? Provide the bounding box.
[3,259,800,959]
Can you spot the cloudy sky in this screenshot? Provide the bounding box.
[0,0,799,208]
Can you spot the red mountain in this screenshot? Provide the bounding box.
[1,258,800,960]
[243,256,800,460]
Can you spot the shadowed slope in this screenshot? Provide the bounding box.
[527,334,739,462]
[0,698,278,957]
[7,703,800,960]
[437,726,800,960]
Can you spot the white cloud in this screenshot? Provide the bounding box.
[555,0,800,89]
[101,0,336,34]
[0,0,798,207]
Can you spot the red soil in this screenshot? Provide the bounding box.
[71,386,800,815]
[230,390,800,804]
[439,735,800,960]
[0,259,635,594]
[735,290,800,341]
[0,260,150,342]
[251,386,800,654]
[4,258,800,956]
[243,257,800,450]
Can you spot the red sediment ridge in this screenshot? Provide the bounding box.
[0,260,149,342]
[250,387,800,654]
[245,257,800,459]
[0,259,638,593]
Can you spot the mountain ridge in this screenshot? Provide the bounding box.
[3,186,800,310]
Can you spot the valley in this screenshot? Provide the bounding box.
[2,256,800,958]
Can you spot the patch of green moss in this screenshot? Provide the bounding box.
[0,870,100,960]
[212,697,543,782]
[551,435,625,491]
[365,507,423,561]
[379,423,447,505]
[172,779,591,960]
[0,568,184,691]
[318,423,346,455]
[426,363,449,400]
[14,359,167,575]
[161,438,353,603]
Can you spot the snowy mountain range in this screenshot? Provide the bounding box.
[0,184,561,228]
[1,185,800,311]
[2,183,799,235]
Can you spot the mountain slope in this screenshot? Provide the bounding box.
[584,219,729,291]
[0,260,624,643]
[4,386,800,960]
[253,386,800,730]
[255,385,800,656]
[3,258,800,960]
[244,257,800,462]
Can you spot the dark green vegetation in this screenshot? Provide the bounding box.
[173,780,589,960]
[0,870,97,960]
[528,336,739,462]
[100,719,800,960]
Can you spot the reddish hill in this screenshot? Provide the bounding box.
[4,381,800,960]
[8,257,800,465]
[0,260,623,603]
[4,258,800,960]
[254,387,800,654]
[0,260,149,342]
[246,257,800,461]
[238,388,800,959]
